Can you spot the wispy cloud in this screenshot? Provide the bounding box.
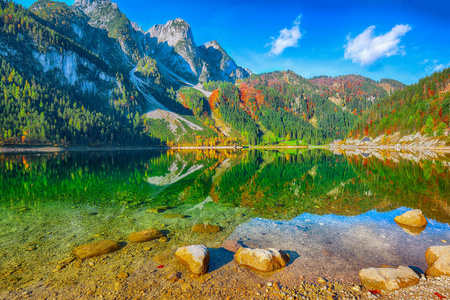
[344,24,411,66]
[424,60,450,73]
[269,15,302,56]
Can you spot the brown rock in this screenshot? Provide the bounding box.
[426,254,450,277]
[425,245,450,266]
[359,266,419,291]
[394,209,427,228]
[234,247,290,272]
[175,245,210,275]
[192,224,221,234]
[128,228,162,243]
[73,240,121,259]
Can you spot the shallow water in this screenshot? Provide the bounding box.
[0,149,449,294]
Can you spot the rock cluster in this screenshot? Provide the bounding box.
[358,209,450,292]
[234,247,290,272]
[175,245,210,275]
[425,246,450,277]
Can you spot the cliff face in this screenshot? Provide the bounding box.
[33,49,115,96]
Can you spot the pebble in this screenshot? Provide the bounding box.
[352,285,361,292]
[317,277,327,284]
[165,272,180,283]
[117,272,128,279]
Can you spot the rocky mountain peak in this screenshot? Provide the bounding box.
[74,0,112,6]
[202,40,221,50]
[148,18,195,47]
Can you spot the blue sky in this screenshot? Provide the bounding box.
[17,0,450,84]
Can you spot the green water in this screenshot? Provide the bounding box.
[0,149,449,291]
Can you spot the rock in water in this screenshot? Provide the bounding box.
[73,240,121,259]
[394,209,427,228]
[192,224,220,233]
[128,228,163,243]
[426,254,450,277]
[175,245,209,275]
[234,248,290,272]
[425,245,450,266]
[359,266,419,291]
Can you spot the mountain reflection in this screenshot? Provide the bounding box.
[0,149,448,223]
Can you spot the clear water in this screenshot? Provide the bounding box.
[0,149,449,291]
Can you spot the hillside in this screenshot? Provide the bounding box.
[308,75,404,117]
[349,68,450,145]
[199,71,357,145]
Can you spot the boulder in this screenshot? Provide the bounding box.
[234,247,290,272]
[73,240,121,259]
[128,228,162,243]
[359,266,419,291]
[192,224,220,234]
[175,245,209,275]
[425,245,450,266]
[426,254,450,277]
[394,209,427,228]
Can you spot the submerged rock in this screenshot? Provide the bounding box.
[234,247,290,272]
[394,209,427,228]
[128,228,163,243]
[73,240,121,259]
[359,266,419,291]
[164,213,187,219]
[425,245,450,266]
[147,206,169,213]
[192,223,220,234]
[175,245,209,275]
[426,254,450,277]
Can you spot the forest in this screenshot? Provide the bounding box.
[351,68,449,140]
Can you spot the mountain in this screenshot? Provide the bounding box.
[308,75,404,117]
[0,0,254,146]
[1,0,429,147]
[349,68,449,145]
[197,71,357,145]
[147,18,250,84]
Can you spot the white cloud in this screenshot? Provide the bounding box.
[425,60,449,73]
[433,64,445,72]
[344,24,411,66]
[269,15,302,56]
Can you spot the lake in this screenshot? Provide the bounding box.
[0,149,449,298]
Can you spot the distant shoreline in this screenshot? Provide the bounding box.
[0,144,449,153]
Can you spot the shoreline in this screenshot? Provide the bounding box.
[0,144,449,153]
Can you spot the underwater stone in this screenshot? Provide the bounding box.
[359,266,419,291]
[129,228,163,243]
[234,247,290,272]
[73,240,121,259]
[164,213,187,219]
[175,245,209,275]
[192,224,220,233]
[394,209,427,228]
